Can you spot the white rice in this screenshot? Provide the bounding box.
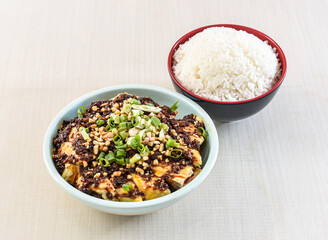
[172,27,281,101]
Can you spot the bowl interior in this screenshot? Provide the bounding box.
[44,85,218,209]
[168,24,287,105]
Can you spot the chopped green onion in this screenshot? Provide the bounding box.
[160,123,169,132]
[77,106,86,118]
[131,99,141,105]
[169,149,183,158]
[130,154,141,164]
[119,122,127,129]
[105,125,111,132]
[119,131,129,139]
[148,125,156,132]
[145,102,154,106]
[144,116,149,121]
[79,127,90,140]
[115,157,125,165]
[131,109,143,116]
[170,101,180,112]
[135,123,145,129]
[166,138,180,149]
[135,118,145,129]
[127,122,133,128]
[138,129,147,139]
[123,104,131,114]
[114,115,120,124]
[131,116,138,126]
[115,144,127,149]
[137,144,145,153]
[112,128,118,135]
[159,129,165,141]
[117,140,124,146]
[151,116,161,127]
[99,158,111,167]
[105,152,115,160]
[97,152,106,160]
[115,149,126,158]
[113,135,122,144]
[96,119,105,126]
[131,104,161,113]
[126,137,133,146]
[128,127,139,137]
[130,135,140,149]
[120,114,128,122]
[198,127,208,139]
[144,119,151,128]
[107,118,116,127]
[122,184,133,191]
[140,145,150,157]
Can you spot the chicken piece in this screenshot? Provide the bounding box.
[150,161,195,190]
[189,149,202,167]
[62,163,80,184]
[184,168,201,185]
[131,174,170,200]
[68,127,79,141]
[58,142,77,157]
[151,163,172,177]
[119,196,143,202]
[167,165,194,189]
[180,125,204,146]
[175,115,205,146]
[116,181,143,202]
[89,178,118,201]
[179,147,202,167]
[57,128,81,160]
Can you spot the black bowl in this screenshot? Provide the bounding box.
[168,24,287,122]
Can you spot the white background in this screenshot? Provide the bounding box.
[0,0,327,239]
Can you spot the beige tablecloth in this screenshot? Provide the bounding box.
[1,0,327,239]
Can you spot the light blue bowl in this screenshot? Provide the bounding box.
[43,84,219,215]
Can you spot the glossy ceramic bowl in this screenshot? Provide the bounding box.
[43,84,218,215]
[168,24,287,122]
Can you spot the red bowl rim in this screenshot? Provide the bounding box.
[167,24,287,105]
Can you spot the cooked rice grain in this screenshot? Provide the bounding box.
[173,27,281,101]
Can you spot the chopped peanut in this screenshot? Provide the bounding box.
[91,106,98,111]
[112,171,121,177]
[93,145,99,155]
